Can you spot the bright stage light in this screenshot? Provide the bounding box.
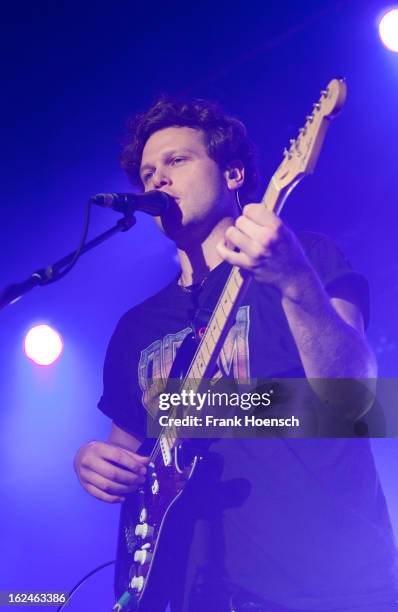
[24,324,63,366]
[379,8,398,52]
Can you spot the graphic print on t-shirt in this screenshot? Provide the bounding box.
[138,306,251,415]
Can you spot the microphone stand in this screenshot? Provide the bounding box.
[0,213,136,310]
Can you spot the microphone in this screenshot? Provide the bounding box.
[90,190,173,216]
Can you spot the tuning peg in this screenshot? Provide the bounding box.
[289,138,296,146]
[298,127,306,136]
[283,147,292,159]
[305,114,314,123]
[313,103,321,111]
[320,89,328,97]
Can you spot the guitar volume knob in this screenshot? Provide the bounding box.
[134,549,153,565]
[130,575,144,592]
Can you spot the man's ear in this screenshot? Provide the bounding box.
[224,161,245,191]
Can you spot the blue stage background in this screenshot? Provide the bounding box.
[1,1,397,609]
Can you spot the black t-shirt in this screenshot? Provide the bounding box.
[98,232,398,610]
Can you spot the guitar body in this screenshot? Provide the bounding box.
[114,333,207,611]
[115,445,202,611]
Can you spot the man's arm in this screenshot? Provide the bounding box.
[217,205,377,418]
[74,423,149,503]
[280,270,376,379]
[280,276,377,420]
[108,422,143,451]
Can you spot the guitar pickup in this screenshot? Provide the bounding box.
[159,436,172,466]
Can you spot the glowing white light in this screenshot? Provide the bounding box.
[379,8,398,52]
[24,324,63,366]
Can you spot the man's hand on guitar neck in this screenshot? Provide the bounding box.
[216,204,313,297]
[73,423,150,503]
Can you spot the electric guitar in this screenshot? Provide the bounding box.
[113,78,347,612]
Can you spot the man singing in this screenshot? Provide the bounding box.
[74,99,398,611]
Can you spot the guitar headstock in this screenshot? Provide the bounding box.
[271,78,347,196]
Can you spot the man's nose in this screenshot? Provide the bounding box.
[152,169,171,189]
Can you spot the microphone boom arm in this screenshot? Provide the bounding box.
[1,190,172,310]
[0,213,136,310]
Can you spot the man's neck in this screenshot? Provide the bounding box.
[176,216,235,286]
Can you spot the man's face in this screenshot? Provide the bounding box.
[140,126,236,244]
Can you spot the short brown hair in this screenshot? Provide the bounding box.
[120,98,258,202]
